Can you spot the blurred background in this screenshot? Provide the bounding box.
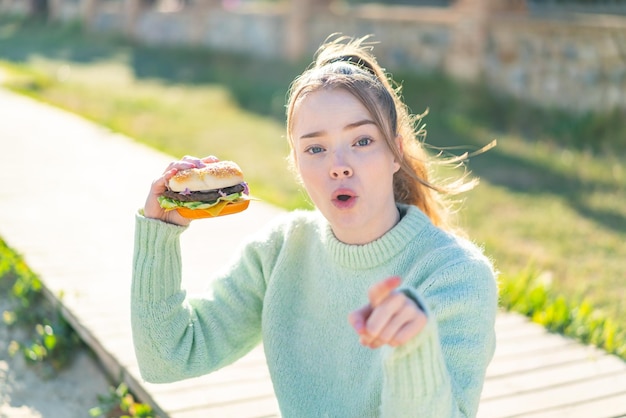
[1,0,625,369]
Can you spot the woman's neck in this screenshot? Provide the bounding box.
[331,203,401,245]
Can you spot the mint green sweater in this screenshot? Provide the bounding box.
[132,204,497,417]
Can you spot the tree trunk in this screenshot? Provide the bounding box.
[29,0,49,19]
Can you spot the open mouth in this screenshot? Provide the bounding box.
[332,189,358,208]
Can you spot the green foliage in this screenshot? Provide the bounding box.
[89,383,157,418]
[0,238,82,377]
[3,66,53,94]
[395,70,626,155]
[499,267,626,360]
[0,238,153,415]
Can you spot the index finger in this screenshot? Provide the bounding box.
[201,155,220,164]
[182,155,206,168]
[368,276,402,308]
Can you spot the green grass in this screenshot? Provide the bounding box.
[0,17,625,359]
[0,237,82,377]
[0,238,155,416]
[500,267,626,359]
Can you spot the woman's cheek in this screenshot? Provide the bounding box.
[297,163,324,201]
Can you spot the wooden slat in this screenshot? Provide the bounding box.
[478,371,626,417]
[486,343,605,378]
[493,329,576,358]
[495,312,529,326]
[494,322,548,341]
[172,396,280,418]
[482,354,626,400]
[519,392,626,418]
[154,378,276,413]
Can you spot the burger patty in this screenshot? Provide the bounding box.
[162,183,245,203]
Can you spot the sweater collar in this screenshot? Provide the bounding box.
[322,204,431,270]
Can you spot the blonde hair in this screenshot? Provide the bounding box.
[286,35,478,231]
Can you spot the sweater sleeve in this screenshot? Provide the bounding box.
[131,213,269,383]
[380,258,497,418]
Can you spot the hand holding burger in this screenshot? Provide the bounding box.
[143,156,250,226]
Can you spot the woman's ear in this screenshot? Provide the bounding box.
[393,135,403,172]
[395,135,403,156]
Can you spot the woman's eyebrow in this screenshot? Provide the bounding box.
[346,119,375,130]
[299,130,324,140]
[299,119,375,140]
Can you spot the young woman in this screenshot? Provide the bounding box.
[132,35,497,417]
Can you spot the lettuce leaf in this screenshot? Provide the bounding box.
[158,192,245,211]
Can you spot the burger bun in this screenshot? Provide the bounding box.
[169,160,244,192]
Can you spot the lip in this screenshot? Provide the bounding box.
[331,188,358,209]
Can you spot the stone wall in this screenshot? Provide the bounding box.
[0,0,29,14]
[1,0,624,113]
[485,14,626,112]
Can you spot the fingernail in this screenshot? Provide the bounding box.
[353,321,364,333]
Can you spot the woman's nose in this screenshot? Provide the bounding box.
[330,158,353,179]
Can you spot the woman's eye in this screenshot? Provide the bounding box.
[355,137,373,147]
[306,146,324,155]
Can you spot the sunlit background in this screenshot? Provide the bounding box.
[0,0,624,416]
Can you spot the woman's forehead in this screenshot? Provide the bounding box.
[292,89,373,131]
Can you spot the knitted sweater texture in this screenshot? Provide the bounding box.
[132,204,497,417]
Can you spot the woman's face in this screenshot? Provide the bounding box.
[291,88,401,244]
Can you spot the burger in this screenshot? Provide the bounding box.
[158,160,250,219]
